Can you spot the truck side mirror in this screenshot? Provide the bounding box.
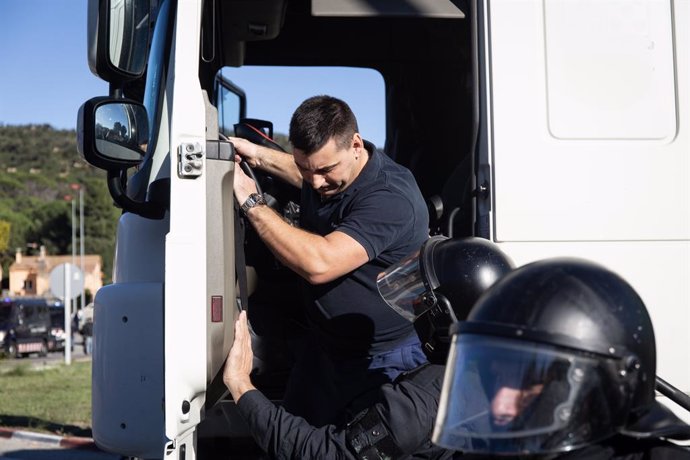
[88,0,151,82]
[78,97,148,171]
[78,97,165,219]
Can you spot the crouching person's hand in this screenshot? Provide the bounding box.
[223,310,256,401]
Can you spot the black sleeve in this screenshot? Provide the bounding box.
[376,374,441,455]
[236,390,357,460]
[346,365,453,460]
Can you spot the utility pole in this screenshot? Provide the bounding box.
[80,185,85,310]
[71,193,76,315]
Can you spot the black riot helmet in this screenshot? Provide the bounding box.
[433,258,662,456]
[377,237,514,361]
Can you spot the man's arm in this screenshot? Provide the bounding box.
[224,314,447,459]
[233,165,369,284]
[229,137,303,188]
[224,312,357,460]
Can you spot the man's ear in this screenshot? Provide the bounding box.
[352,132,364,150]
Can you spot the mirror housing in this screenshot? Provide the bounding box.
[88,0,151,82]
[78,97,149,171]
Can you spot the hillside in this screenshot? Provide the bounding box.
[0,124,119,284]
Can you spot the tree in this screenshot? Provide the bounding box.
[0,125,119,283]
[0,220,10,253]
[28,200,71,255]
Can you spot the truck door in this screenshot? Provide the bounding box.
[162,1,239,454]
[482,0,689,399]
[82,0,244,456]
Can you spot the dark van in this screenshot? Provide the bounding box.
[0,297,54,358]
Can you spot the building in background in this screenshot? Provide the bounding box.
[9,246,103,298]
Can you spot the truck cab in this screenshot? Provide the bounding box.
[77,1,689,458]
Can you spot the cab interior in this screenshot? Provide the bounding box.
[194,0,477,410]
[200,0,475,234]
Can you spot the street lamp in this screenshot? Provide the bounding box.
[70,183,85,311]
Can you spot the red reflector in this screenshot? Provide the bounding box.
[211,296,223,323]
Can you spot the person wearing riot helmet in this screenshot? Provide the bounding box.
[432,257,690,459]
[377,235,515,363]
[222,237,514,459]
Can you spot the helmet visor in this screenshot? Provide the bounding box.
[433,335,625,455]
[376,250,428,322]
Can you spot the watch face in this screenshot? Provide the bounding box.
[242,193,264,213]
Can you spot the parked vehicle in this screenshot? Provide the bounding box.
[77,0,689,458]
[0,297,55,358]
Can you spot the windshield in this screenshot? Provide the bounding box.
[0,306,11,322]
[50,309,65,327]
[128,0,173,196]
[142,0,171,156]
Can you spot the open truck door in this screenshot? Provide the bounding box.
[79,0,245,457]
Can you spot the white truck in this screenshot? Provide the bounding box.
[77,0,689,458]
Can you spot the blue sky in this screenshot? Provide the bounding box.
[0,1,386,147]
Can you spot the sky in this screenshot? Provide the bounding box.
[0,1,387,147]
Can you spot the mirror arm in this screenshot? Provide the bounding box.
[109,83,124,99]
[107,170,166,220]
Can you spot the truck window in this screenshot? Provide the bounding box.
[216,77,245,137]
[222,66,386,148]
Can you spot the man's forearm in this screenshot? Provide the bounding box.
[255,146,303,188]
[245,203,370,284]
[245,205,336,284]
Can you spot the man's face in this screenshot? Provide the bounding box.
[293,134,364,198]
[488,360,545,427]
[490,383,544,427]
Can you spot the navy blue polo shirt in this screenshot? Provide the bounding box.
[300,141,429,358]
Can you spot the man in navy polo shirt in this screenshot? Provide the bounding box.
[231,95,429,426]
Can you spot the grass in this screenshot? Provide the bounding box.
[0,360,92,436]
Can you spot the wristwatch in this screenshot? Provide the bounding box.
[240,193,267,214]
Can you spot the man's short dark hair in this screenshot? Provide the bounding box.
[289,95,359,154]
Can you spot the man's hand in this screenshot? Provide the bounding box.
[233,157,259,206]
[223,310,256,401]
[228,137,262,167]
[229,136,304,188]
